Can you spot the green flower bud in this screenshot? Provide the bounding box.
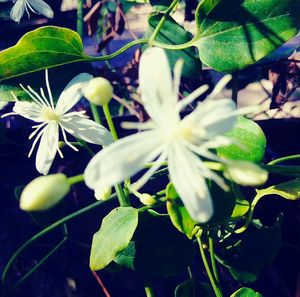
[84,77,113,106]
[224,161,268,186]
[20,174,70,211]
[94,187,112,201]
[139,193,156,205]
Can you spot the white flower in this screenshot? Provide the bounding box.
[84,47,253,223]
[3,70,112,175]
[0,0,54,23]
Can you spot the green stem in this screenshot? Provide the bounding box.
[148,0,180,44]
[87,39,149,61]
[103,103,129,206]
[234,192,263,234]
[2,195,116,285]
[151,38,197,50]
[196,236,222,297]
[77,0,83,38]
[68,174,84,185]
[208,237,221,293]
[90,103,102,125]
[145,286,155,297]
[76,138,95,157]
[268,154,300,165]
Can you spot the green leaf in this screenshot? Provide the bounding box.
[116,211,194,280]
[231,199,250,219]
[230,287,263,297]
[166,184,197,239]
[218,217,282,282]
[257,179,300,200]
[90,207,139,271]
[146,14,202,78]
[175,279,214,297]
[0,26,89,81]
[216,117,266,163]
[194,0,300,72]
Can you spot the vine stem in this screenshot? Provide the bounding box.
[208,237,222,293]
[1,195,116,285]
[68,174,84,185]
[196,236,222,297]
[148,0,180,44]
[90,103,102,125]
[103,103,129,207]
[268,154,300,165]
[145,286,155,297]
[77,0,83,38]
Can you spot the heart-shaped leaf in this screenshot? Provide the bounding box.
[216,117,266,163]
[0,26,90,81]
[193,0,300,72]
[230,287,263,297]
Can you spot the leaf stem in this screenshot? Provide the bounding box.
[268,154,300,165]
[77,0,83,39]
[103,103,129,206]
[68,174,84,185]
[145,286,155,297]
[148,0,180,45]
[196,235,222,297]
[1,195,116,285]
[208,237,222,293]
[90,103,102,125]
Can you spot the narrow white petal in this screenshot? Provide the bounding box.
[35,122,58,175]
[10,0,25,22]
[207,75,232,100]
[139,47,176,125]
[183,98,237,138]
[60,116,113,146]
[84,130,164,190]
[13,101,43,122]
[168,143,213,223]
[173,59,184,101]
[28,0,54,18]
[55,73,93,114]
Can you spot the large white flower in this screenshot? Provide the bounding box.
[3,70,112,175]
[0,0,54,23]
[84,47,252,222]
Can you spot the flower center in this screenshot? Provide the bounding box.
[41,106,60,122]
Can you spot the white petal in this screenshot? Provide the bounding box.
[55,73,93,114]
[10,0,25,23]
[183,98,237,138]
[13,101,43,122]
[35,122,58,175]
[84,130,164,190]
[60,115,113,146]
[28,0,54,18]
[139,47,177,125]
[168,143,213,223]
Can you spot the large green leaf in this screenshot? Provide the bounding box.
[230,287,263,297]
[114,211,194,280]
[0,26,90,81]
[216,117,266,163]
[90,207,139,271]
[218,218,282,282]
[147,14,202,78]
[193,0,300,72]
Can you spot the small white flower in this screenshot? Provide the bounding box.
[3,70,112,175]
[0,0,54,23]
[84,47,253,223]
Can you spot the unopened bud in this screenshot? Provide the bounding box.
[139,193,156,205]
[20,174,70,211]
[225,161,268,186]
[94,187,112,201]
[84,77,113,106]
